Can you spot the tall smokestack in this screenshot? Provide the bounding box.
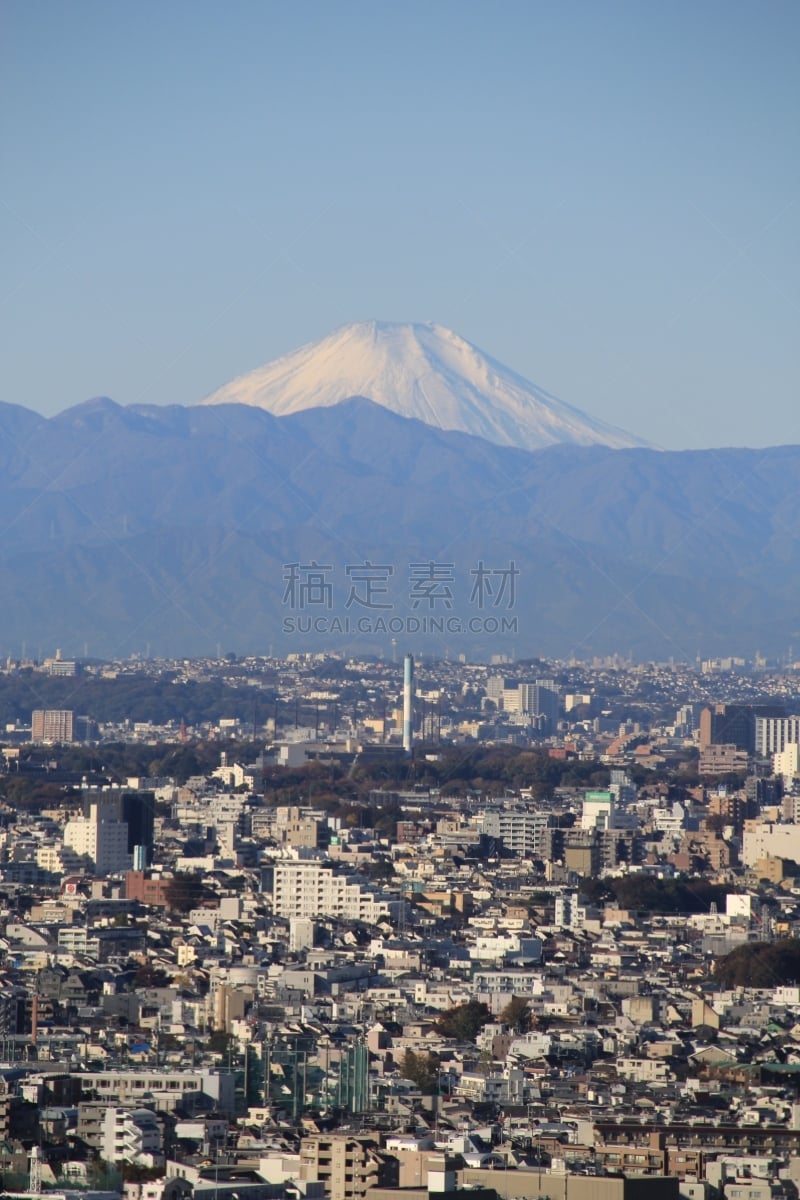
[403,653,414,754]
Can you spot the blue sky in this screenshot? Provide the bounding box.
[2,0,798,449]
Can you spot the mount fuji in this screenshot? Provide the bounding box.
[200,320,647,451]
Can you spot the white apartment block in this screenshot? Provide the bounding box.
[471,969,546,997]
[616,1057,670,1083]
[455,1067,525,1105]
[491,679,559,721]
[742,820,800,867]
[554,892,593,930]
[479,810,551,856]
[58,927,100,957]
[102,1106,162,1165]
[272,861,403,924]
[36,842,86,875]
[755,715,800,757]
[174,791,246,827]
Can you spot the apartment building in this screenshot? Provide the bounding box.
[272,861,404,924]
[479,810,554,857]
[755,715,800,757]
[101,1105,163,1165]
[300,1134,394,1200]
[77,1069,234,1114]
[31,709,74,744]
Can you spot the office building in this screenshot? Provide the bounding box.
[64,792,130,875]
[699,704,784,754]
[121,790,156,865]
[610,768,636,807]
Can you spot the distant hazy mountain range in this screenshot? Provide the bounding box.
[0,380,797,660]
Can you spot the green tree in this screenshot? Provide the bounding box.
[164,871,208,913]
[715,938,800,988]
[400,1049,440,1094]
[361,859,395,881]
[207,1030,234,1056]
[500,995,531,1033]
[120,1165,164,1183]
[133,961,169,989]
[436,999,491,1042]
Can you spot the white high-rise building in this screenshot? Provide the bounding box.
[755,716,800,757]
[64,793,130,875]
[743,820,800,867]
[486,675,508,704]
[517,681,559,726]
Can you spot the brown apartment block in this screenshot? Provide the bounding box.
[300,1134,396,1200]
[124,870,170,907]
[31,708,74,744]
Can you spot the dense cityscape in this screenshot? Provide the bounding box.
[0,650,800,1200]
[5,7,797,1200]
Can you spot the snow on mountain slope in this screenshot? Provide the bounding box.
[200,321,647,451]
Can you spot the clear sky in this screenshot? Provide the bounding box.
[2,0,798,449]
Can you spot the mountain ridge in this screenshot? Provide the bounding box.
[0,396,797,658]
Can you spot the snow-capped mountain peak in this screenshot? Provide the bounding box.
[199,320,646,450]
